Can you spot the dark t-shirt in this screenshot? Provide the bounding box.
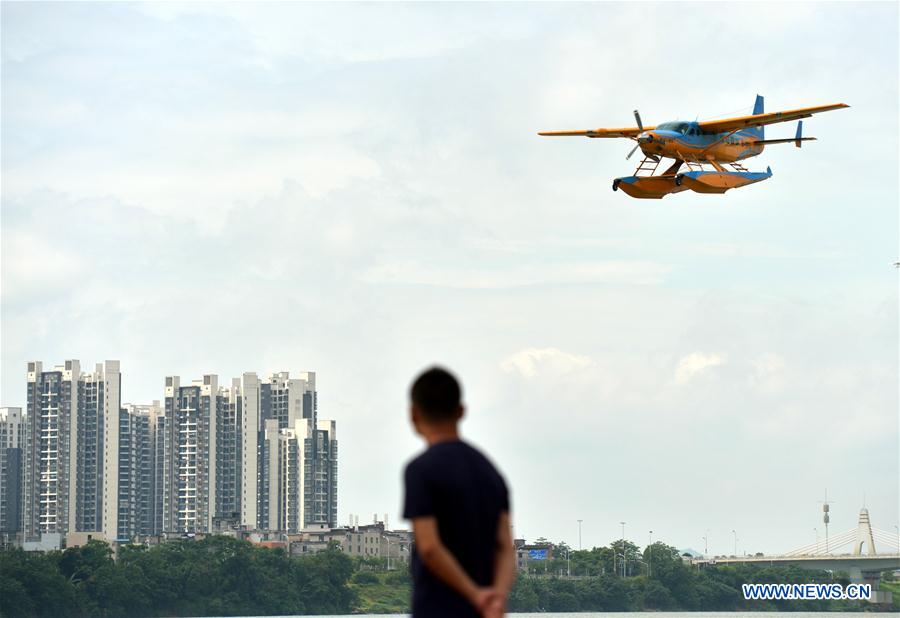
[403,440,510,618]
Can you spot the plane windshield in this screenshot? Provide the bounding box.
[656,121,690,134]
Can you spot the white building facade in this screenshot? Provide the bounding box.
[22,360,121,542]
[158,375,219,534]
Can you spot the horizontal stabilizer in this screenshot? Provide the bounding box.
[755,137,817,146]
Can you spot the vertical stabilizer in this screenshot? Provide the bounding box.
[753,94,764,115]
[753,95,765,139]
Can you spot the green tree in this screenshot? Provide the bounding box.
[507,577,539,611]
[642,578,677,609]
[58,541,114,585]
[0,549,86,617]
[610,539,642,577]
[353,570,379,585]
[643,542,690,588]
[297,546,356,613]
[0,569,35,617]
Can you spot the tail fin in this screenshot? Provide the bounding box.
[753,94,765,139]
[753,95,764,115]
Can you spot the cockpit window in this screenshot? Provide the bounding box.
[657,121,690,134]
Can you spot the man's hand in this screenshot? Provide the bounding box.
[482,592,507,618]
[412,516,510,617]
[414,517,497,613]
[487,511,515,618]
[472,587,503,617]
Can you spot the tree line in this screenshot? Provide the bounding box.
[0,536,355,617]
[507,542,889,612]
[1,537,893,615]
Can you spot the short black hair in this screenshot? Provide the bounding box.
[410,366,462,421]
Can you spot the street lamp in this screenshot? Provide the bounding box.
[577,519,583,551]
[702,531,708,557]
[381,534,393,571]
[620,522,626,577]
[732,530,737,557]
[814,527,819,553]
[648,530,653,578]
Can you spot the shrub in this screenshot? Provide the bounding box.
[353,570,380,585]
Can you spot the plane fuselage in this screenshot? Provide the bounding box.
[638,121,763,163]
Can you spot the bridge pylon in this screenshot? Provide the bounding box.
[852,508,877,556]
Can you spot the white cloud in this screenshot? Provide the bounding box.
[673,352,725,385]
[0,232,85,301]
[748,353,787,395]
[500,347,592,380]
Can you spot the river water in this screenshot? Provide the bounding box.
[284,611,874,618]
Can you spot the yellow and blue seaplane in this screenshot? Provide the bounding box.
[538,96,848,198]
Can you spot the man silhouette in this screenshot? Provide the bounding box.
[403,366,515,617]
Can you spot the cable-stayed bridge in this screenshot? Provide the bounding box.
[781,508,898,558]
[693,509,900,604]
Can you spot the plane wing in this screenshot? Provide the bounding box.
[697,103,849,133]
[538,125,652,138]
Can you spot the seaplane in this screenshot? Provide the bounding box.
[538,96,848,199]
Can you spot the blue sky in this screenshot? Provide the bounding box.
[2,2,897,555]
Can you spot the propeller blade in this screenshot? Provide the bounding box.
[633,109,643,132]
[626,142,640,160]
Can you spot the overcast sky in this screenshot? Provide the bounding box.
[2,2,897,556]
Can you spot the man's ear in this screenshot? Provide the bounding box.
[456,405,465,421]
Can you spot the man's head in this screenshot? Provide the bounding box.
[410,366,464,435]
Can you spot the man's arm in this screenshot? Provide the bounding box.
[411,516,495,612]
[488,511,516,616]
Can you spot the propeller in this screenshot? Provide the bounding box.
[626,109,644,160]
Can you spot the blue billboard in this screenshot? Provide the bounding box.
[528,549,548,561]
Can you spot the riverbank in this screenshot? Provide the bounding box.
[347,569,896,614]
[1,538,895,616]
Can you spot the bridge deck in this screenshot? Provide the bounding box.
[693,554,900,575]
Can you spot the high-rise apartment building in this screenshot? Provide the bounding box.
[117,402,159,540]
[238,372,260,529]
[22,361,121,542]
[0,407,25,535]
[216,381,241,524]
[235,371,337,531]
[256,417,317,533]
[258,418,280,531]
[158,375,219,534]
[277,422,305,533]
[15,362,335,542]
[312,419,338,528]
[257,372,337,530]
